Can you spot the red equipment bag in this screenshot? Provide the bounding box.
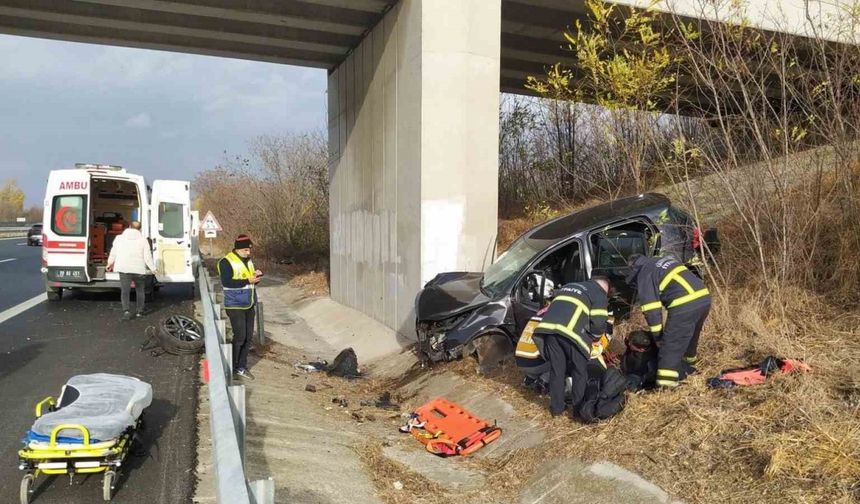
[707,356,811,388]
[410,398,502,457]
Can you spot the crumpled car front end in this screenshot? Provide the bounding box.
[416,312,470,363]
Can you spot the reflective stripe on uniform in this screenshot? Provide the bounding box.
[659,265,687,292]
[515,348,542,359]
[515,337,541,359]
[657,368,679,378]
[658,264,710,309]
[649,324,663,333]
[553,295,599,316]
[667,288,710,308]
[656,368,680,388]
[683,355,698,364]
[535,322,591,355]
[641,301,662,312]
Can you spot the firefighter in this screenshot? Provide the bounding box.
[532,277,610,417]
[626,255,711,389]
[515,311,550,394]
[218,234,263,381]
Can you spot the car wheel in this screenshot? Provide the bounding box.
[157,315,204,355]
[466,331,513,376]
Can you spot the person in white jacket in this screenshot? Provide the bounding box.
[107,221,156,320]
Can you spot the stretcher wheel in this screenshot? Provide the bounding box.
[103,470,116,501]
[19,474,34,504]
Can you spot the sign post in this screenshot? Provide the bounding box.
[200,211,223,257]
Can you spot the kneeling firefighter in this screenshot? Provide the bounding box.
[532,277,610,417]
[515,308,550,393]
[627,255,712,389]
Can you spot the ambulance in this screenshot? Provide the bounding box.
[41,164,198,301]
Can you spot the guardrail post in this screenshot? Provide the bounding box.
[256,302,265,347]
[228,384,246,466]
[248,478,275,504]
[221,344,233,381]
[217,319,227,343]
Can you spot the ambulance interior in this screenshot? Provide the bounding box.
[88,178,142,280]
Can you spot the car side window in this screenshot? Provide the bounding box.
[589,220,652,275]
[516,240,582,308]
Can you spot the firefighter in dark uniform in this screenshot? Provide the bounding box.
[627,255,711,388]
[533,277,610,417]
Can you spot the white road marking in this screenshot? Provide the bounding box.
[0,293,47,326]
[0,258,16,264]
[16,243,27,246]
[0,236,27,241]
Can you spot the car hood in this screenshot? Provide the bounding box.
[416,272,491,321]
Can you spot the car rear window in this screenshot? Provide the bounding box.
[51,195,87,236]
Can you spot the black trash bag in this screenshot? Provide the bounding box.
[577,366,627,423]
[327,348,360,378]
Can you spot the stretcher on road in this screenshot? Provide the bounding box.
[17,374,152,503]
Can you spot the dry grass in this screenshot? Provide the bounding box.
[356,441,453,504]
[282,263,329,297]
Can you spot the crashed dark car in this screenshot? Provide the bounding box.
[414,193,718,368]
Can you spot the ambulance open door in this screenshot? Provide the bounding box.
[150,180,194,283]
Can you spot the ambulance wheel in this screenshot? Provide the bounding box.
[102,470,116,501]
[46,285,63,302]
[19,474,33,504]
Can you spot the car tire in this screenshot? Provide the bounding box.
[156,315,204,355]
[466,331,514,376]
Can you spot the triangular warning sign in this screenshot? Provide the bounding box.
[200,211,223,231]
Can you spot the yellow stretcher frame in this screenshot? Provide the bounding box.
[17,395,138,503]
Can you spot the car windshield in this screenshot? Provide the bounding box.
[482,237,543,297]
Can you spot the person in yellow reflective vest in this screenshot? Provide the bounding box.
[532,277,610,417]
[218,234,263,381]
[627,255,711,389]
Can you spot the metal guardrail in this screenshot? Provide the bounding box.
[0,226,30,231]
[197,264,274,503]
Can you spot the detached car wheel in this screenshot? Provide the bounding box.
[157,315,204,355]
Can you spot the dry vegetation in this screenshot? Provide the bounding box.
[194,131,330,291]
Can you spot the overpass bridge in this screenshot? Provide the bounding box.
[0,0,853,336]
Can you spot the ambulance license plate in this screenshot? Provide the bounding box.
[47,267,87,282]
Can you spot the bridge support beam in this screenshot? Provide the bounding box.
[328,0,501,337]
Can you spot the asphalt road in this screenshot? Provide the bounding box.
[0,238,199,503]
[0,238,46,312]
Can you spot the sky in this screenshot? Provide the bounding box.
[0,34,328,207]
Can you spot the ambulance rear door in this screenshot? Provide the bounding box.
[43,170,91,283]
[150,180,194,283]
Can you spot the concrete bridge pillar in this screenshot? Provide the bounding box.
[327,0,501,337]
